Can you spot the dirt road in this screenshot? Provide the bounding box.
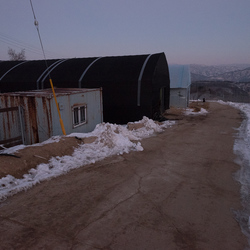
[0,102,248,249]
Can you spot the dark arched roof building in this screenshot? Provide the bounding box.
[0,52,170,124]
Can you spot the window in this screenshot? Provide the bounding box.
[72,105,86,127]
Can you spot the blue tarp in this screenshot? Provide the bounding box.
[169,65,191,89]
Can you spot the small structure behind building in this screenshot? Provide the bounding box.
[0,88,103,147]
[169,65,191,108]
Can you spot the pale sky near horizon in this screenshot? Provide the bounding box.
[0,0,249,65]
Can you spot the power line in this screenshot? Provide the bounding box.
[0,32,64,59]
[0,32,45,52]
[0,34,45,57]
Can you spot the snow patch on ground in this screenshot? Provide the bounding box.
[0,117,174,201]
[218,101,250,246]
[184,107,208,115]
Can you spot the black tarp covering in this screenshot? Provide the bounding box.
[0,53,170,124]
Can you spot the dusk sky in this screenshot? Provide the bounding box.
[0,0,250,65]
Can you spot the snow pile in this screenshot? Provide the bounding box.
[0,117,175,201]
[184,107,208,115]
[231,103,250,200]
[223,103,250,192]
[217,101,250,244]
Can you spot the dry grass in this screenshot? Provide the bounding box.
[163,101,210,120]
[189,101,210,112]
[163,107,184,120]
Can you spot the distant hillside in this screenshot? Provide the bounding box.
[209,67,250,82]
[190,64,250,82]
[190,81,250,103]
[191,73,210,82]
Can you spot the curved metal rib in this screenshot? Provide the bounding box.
[0,61,29,81]
[137,54,152,106]
[78,57,102,88]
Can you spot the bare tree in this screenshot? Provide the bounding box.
[8,48,26,61]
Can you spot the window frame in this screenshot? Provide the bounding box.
[72,104,87,128]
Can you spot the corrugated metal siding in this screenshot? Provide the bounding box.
[0,94,51,145]
[0,106,23,148]
[0,88,102,146]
